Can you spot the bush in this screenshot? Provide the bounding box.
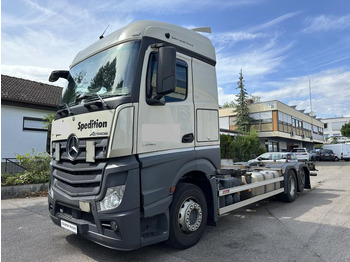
[220,131,266,162]
[1,150,51,186]
[220,134,234,159]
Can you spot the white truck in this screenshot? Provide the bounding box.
[47,20,315,250]
[322,144,350,161]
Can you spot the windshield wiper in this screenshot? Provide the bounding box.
[57,103,73,115]
[76,93,112,109]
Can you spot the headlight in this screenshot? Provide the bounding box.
[99,185,125,211]
[48,179,56,198]
[48,184,54,198]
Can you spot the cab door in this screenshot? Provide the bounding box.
[137,47,194,154]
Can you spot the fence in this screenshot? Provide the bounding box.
[1,158,26,174]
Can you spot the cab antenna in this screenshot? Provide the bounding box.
[99,25,110,39]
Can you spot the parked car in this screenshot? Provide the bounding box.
[317,149,336,161]
[291,148,310,161]
[322,144,350,161]
[248,152,298,164]
[309,149,320,161]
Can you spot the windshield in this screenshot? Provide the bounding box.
[61,41,140,106]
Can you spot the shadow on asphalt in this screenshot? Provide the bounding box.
[62,185,348,262]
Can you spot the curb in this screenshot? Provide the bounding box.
[1,183,49,199]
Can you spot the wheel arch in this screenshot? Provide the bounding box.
[172,158,218,226]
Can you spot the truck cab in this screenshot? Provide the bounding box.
[48,20,220,250]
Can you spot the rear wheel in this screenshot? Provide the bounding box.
[298,169,305,192]
[281,170,297,203]
[166,183,208,249]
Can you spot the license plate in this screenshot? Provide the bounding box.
[61,220,77,234]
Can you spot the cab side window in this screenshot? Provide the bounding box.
[146,52,188,103]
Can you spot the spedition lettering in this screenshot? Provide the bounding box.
[78,119,107,131]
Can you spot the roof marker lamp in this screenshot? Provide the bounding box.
[99,185,125,211]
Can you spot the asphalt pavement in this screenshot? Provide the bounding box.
[2,161,350,262]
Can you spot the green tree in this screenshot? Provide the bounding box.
[331,136,338,144]
[235,70,253,132]
[231,130,266,162]
[222,101,236,108]
[340,122,350,137]
[43,113,55,129]
[220,134,234,159]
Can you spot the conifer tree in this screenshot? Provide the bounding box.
[235,69,253,132]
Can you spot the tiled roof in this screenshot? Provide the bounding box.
[1,75,62,108]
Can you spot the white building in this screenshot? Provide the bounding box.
[220,100,324,152]
[1,75,62,162]
[321,117,350,142]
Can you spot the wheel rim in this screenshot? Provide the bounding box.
[289,176,296,196]
[178,197,203,233]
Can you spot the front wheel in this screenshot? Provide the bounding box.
[166,183,208,249]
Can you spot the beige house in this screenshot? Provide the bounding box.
[219,100,324,152]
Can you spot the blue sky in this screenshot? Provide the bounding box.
[2,0,350,118]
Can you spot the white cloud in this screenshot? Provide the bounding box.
[218,87,238,105]
[249,11,301,32]
[2,65,61,85]
[2,30,77,69]
[2,0,133,81]
[98,0,259,15]
[251,68,350,117]
[303,14,350,33]
[215,38,293,86]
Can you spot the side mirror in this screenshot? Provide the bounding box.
[156,46,176,96]
[49,70,69,82]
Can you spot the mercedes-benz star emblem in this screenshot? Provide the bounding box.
[67,135,79,161]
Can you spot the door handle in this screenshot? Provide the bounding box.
[182,133,194,143]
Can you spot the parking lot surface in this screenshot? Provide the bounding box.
[2,162,350,262]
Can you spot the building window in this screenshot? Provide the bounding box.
[266,141,278,152]
[250,111,273,132]
[23,117,47,131]
[146,52,188,103]
[278,111,292,133]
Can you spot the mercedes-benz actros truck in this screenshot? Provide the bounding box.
[47,20,314,250]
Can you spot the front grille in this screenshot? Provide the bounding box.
[52,138,108,197]
[52,160,106,196]
[52,138,108,161]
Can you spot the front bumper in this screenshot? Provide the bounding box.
[48,194,141,251]
[48,156,142,250]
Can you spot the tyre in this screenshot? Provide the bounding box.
[281,170,297,203]
[335,157,339,161]
[166,183,208,249]
[297,168,305,192]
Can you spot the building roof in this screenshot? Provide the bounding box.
[1,75,62,108]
